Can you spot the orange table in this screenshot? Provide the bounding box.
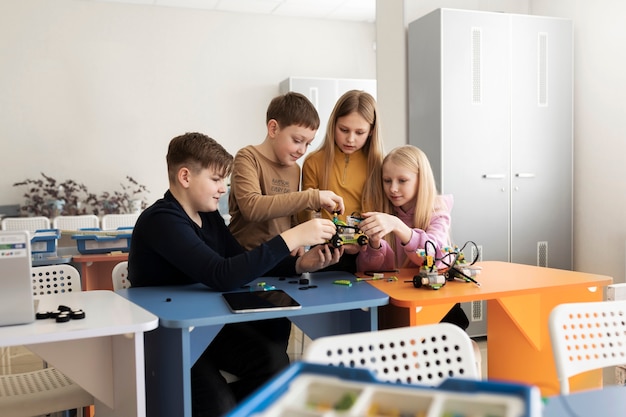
[362,261,612,396]
[72,253,128,291]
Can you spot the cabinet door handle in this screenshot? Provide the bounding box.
[482,174,506,179]
[515,173,536,178]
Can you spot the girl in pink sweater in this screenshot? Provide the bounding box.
[356,144,468,329]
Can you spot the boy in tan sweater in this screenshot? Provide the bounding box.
[228,92,345,255]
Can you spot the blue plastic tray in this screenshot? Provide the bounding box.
[71,227,132,254]
[226,362,541,417]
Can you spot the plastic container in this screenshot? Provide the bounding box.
[30,229,61,259]
[226,363,541,417]
[71,227,133,254]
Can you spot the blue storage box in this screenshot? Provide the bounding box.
[30,229,61,259]
[71,227,133,254]
[226,362,542,417]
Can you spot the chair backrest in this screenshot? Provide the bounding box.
[52,215,100,231]
[1,216,50,234]
[112,261,131,290]
[549,299,626,394]
[32,264,82,296]
[303,322,479,386]
[101,213,139,230]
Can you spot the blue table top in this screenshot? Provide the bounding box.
[117,271,389,328]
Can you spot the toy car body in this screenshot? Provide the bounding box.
[329,214,369,248]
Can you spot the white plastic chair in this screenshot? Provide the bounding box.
[549,299,626,394]
[303,323,479,386]
[0,264,93,416]
[52,214,100,231]
[31,264,82,296]
[1,216,50,234]
[112,261,131,290]
[101,213,139,230]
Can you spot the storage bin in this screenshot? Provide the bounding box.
[71,227,132,254]
[31,229,61,260]
[226,363,541,417]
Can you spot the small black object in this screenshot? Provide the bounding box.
[278,277,286,281]
[50,310,62,318]
[166,298,172,302]
[288,280,299,284]
[70,310,86,319]
[412,275,423,288]
[56,313,71,323]
[299,278,309,285]
[58,305,72,312]
[36,311,50,319]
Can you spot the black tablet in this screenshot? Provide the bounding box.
[222,289,301,313]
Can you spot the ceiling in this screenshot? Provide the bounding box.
[88,0,376,22]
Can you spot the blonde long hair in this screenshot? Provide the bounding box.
[380,145,448,264]
[305,90,385,213]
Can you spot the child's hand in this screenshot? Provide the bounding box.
[296,244,344,273]
[359,212,413,246]
[319,190,345,214]
[290,246,305,257]
[342,243,362,255]
[358,212,396,240]
[281,218,336,250]
[365,236,382,250]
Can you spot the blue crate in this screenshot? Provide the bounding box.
[30,229,61,259]
[71,227,133,254]
[226,362,542,417]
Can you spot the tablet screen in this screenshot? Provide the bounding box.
[222,289,301,313]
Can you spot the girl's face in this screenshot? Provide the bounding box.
[334,111,371,155]
[382,161,418,212]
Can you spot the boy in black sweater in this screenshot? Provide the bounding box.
[129,132,342,416]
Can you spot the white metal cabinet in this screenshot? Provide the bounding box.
[509,14,573,268]
[408,8,572,270]
[409,9,572,338]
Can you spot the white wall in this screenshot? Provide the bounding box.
[4,0,626,285]
[0,0,376,206]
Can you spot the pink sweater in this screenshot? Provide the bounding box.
[356,195,453,271]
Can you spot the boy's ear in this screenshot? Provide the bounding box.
[267,119,279,137]
[177,167,192,189]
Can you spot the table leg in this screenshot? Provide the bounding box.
[73,261,117,290]
[378,302,456,329]
[488,287,603,396]
[144,327,194,417]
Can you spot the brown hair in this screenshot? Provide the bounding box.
[166,132,233,183]
[266,92,320,130]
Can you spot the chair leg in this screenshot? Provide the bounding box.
[471,339,483,379]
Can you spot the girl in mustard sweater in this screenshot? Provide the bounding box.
[301,90,385,272]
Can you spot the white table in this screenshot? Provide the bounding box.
[0,290,158,417]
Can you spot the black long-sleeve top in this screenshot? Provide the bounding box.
[128,190,298,291]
